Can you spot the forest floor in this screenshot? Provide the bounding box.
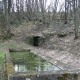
[0,21,80,79]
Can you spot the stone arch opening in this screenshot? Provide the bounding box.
[26,35,45,46]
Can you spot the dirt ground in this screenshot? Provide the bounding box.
[7,22,80,69]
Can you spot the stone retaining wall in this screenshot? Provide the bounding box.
[8,71,80,80]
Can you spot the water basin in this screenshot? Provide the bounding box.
[10,52,60,72]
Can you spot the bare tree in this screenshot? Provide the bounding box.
[73,0,78,39]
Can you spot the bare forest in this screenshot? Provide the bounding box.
[0,0,80,80]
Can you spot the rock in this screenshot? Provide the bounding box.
[57,32,68,38]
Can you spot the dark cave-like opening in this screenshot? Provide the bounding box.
[33,36,39,46]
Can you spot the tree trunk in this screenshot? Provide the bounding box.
[3,0,11,38]
[73,0,78,39]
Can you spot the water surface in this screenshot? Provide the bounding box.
[10,52,60,72]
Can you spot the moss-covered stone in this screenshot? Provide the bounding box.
[45,77,50,80]
[73,74,78,80]
[6,63,15,76]
[58,73,70,80]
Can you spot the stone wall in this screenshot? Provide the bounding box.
[9,71,80,80]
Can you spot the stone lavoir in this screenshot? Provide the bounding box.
[6,48,80,80]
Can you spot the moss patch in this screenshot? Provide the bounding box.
[0,51,6,67]
[6,63,15,75]
[73,74,78,80]
[58,73,70,80]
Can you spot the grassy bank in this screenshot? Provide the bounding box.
[0,49,6,67]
